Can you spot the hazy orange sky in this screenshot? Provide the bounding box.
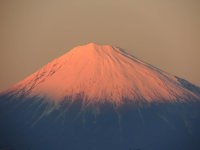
[0,0,200,92]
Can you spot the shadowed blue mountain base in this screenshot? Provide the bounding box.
[0,95,200,150]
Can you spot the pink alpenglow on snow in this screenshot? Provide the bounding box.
[3,43,200,106]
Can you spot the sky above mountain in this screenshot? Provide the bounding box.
[0,0,199,92]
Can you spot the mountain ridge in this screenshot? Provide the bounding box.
[1,43,200,107]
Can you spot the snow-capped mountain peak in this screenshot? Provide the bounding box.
[2,43,200,106]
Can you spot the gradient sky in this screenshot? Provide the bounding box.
[0,0,200,92]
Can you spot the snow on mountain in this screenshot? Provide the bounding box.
[2,43,199,107]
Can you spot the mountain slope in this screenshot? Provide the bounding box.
[2,43,199,107]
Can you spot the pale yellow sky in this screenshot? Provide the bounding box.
[0,0,200,92]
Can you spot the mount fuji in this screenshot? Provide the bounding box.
[0,43,200,150]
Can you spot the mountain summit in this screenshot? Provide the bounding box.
[2,43,200,107]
